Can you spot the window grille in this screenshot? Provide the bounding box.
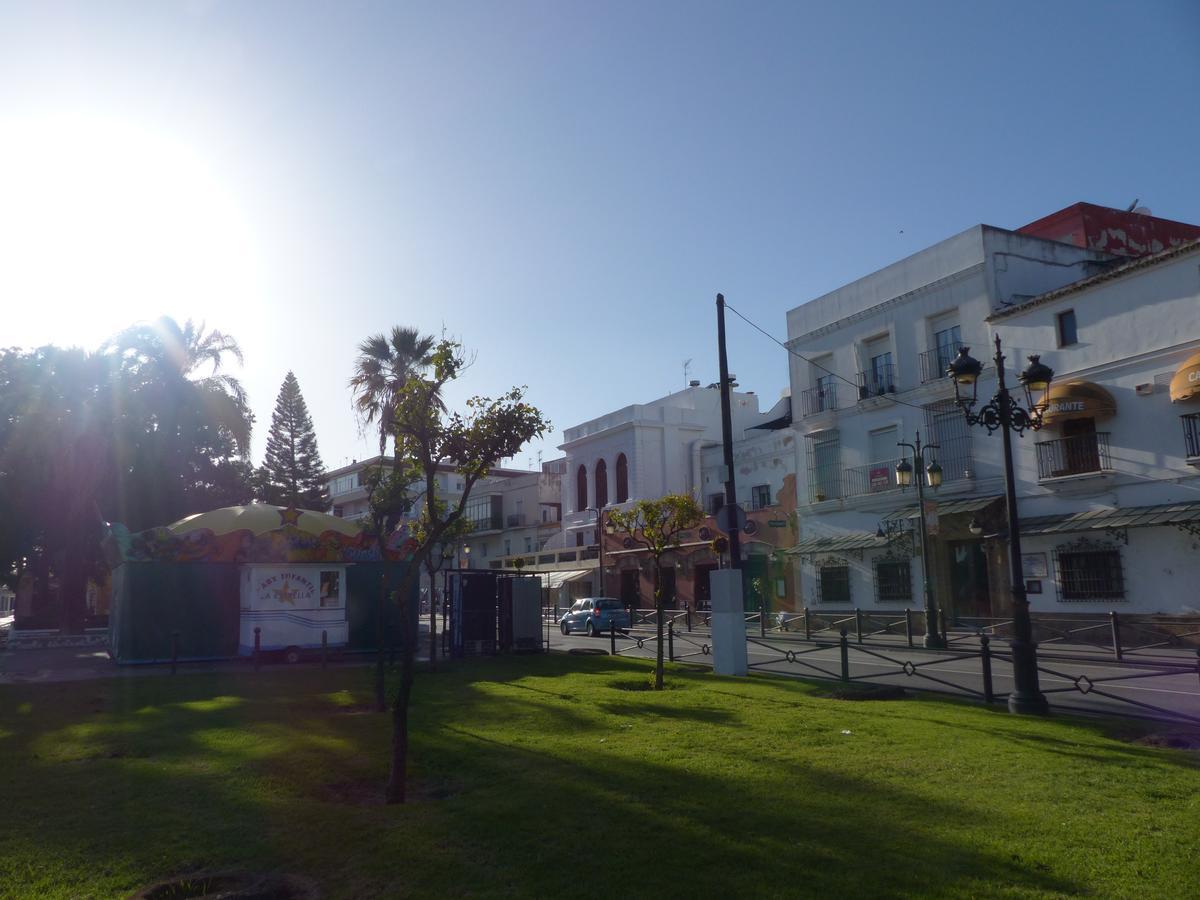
[874,559,912,603]
[1053,540,1125,601]
[816,562,851,606]
[924,399,973,482]
[805,430,842,502]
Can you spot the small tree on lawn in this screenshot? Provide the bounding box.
[362,461,418,712]
[607,494,705,690]
[382,339,549,803]
[411,499,472,672]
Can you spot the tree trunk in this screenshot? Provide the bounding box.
[386,582,416,803]
[653,560,664,690]
[375,566,387,712]
[428,582,438,672]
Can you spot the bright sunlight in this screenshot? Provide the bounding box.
[0,112,261,346]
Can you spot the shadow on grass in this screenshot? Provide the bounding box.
[1,651,1194,897]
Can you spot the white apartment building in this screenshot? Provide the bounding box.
[986,239,1200,614]
[556,382,766,548]
[785,203,1200,619]
[460,460,563,566]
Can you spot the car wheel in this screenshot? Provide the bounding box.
[586,620,596,637]
[560,621,569,636]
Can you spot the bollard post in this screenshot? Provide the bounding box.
[839,628,850,682]
[781,613,789,633]
[1109,611,1123,661]
[253,626,261,671]
[668,621,675,662]
[904,608,913,648]
[980,633,994,703]
[610,621,616,656]
[321,630,328,669]
[686,607,692,632]
[803,607,811,641]
[170,631,179,675]
[938,609,947,645]
[855,608,863,644]
[760,609,766,638]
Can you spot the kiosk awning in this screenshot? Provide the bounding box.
[1040,381,1116,424]
[1169,352,1200,403]
[785,533,888,556]
[1020,502,1200,536]
[536,570,592,590]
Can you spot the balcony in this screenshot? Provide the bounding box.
[506,513,526,527]
[856,363,897,400]
[842,458,902,498]
[920,345,962,384]
[802,383,840,417]
[1184,414,1200,467]
[1035,433,1112,481]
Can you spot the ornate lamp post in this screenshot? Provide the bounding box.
[895,431,945,649]
[947,335,1053,715]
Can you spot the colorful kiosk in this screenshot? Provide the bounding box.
[103,504,416,664]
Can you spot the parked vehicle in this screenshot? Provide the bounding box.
[559,597,630,636]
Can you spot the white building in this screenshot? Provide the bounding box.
[556,382,766,548]
[987,238,1200,614]
[783,204,1200,619]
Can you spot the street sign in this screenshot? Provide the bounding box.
[923,500,939,536]
[715,504,747,535]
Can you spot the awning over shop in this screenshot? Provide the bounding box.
[785,532,888,556]
[887,495,1002,521]
[536,570,593,590]
[1040,381,1116,424]
[1020,502,1200,536]
[1169,352,1200,403]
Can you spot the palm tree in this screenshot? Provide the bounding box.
[348,326,435,466]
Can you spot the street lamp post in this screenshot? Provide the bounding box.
[947,335,1053,715]
[895,431,945,649]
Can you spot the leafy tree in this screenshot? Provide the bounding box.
[258,371,328,510]
[0,317,254,632]
[411,500,472,671]
[349,326,435,468]
[607,494,705,690]
[371,339,550,803]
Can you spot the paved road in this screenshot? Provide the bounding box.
[544,622,1200,727]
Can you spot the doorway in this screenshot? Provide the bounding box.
[947,540,991,619]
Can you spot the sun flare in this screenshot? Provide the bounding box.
[0,112,261,347]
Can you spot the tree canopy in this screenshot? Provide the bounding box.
[258,371,328,510]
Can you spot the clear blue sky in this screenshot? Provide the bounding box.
[2,0,1198,472]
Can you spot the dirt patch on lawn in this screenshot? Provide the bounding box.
[317,776,457,807]
[130,870,319,899]
[1130,731,1200,751]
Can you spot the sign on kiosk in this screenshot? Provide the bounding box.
[239,564,349,655]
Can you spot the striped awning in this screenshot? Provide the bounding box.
[784,532,888,556]
[887,495,1002,521]
[1021,502,1200,536]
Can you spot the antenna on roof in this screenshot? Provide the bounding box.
[683,358,693,388]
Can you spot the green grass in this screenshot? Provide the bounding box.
[1,655,1198,898]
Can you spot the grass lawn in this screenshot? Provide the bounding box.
[1,654,1198,898]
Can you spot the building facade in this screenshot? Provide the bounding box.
[785,204,1200,620]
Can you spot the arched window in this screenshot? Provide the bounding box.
[615,453,629,503]
[576,464,588,512]
[595,459,608,508]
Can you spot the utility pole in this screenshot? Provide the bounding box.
[716,294,742,570]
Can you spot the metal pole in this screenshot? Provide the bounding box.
[253,626,261,671]
[910,434,946,649]
[995,337,1048,715]
[854,608,863,644]
[1109,610,1123,661]
[980,633,994,703]
[904,608,913,647]
[716,294,742,571]
[610,621,616,656]
[321,629,328,669]
[839,628,850,682]
[668,621,675,662]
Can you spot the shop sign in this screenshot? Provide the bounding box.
[869,466,892,492]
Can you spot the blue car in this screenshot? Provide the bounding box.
[559,597,630,636]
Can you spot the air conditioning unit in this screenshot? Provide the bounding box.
[1135,383,1156,396]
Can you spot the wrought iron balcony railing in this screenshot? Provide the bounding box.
[856,363,897,399]
[1035,432,1112,480]
[920,345,963,384]
[842,457,903,498]
[802,383,840,416]
[1183,413,1200,460]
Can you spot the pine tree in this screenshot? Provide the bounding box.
[260,371,329,510]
